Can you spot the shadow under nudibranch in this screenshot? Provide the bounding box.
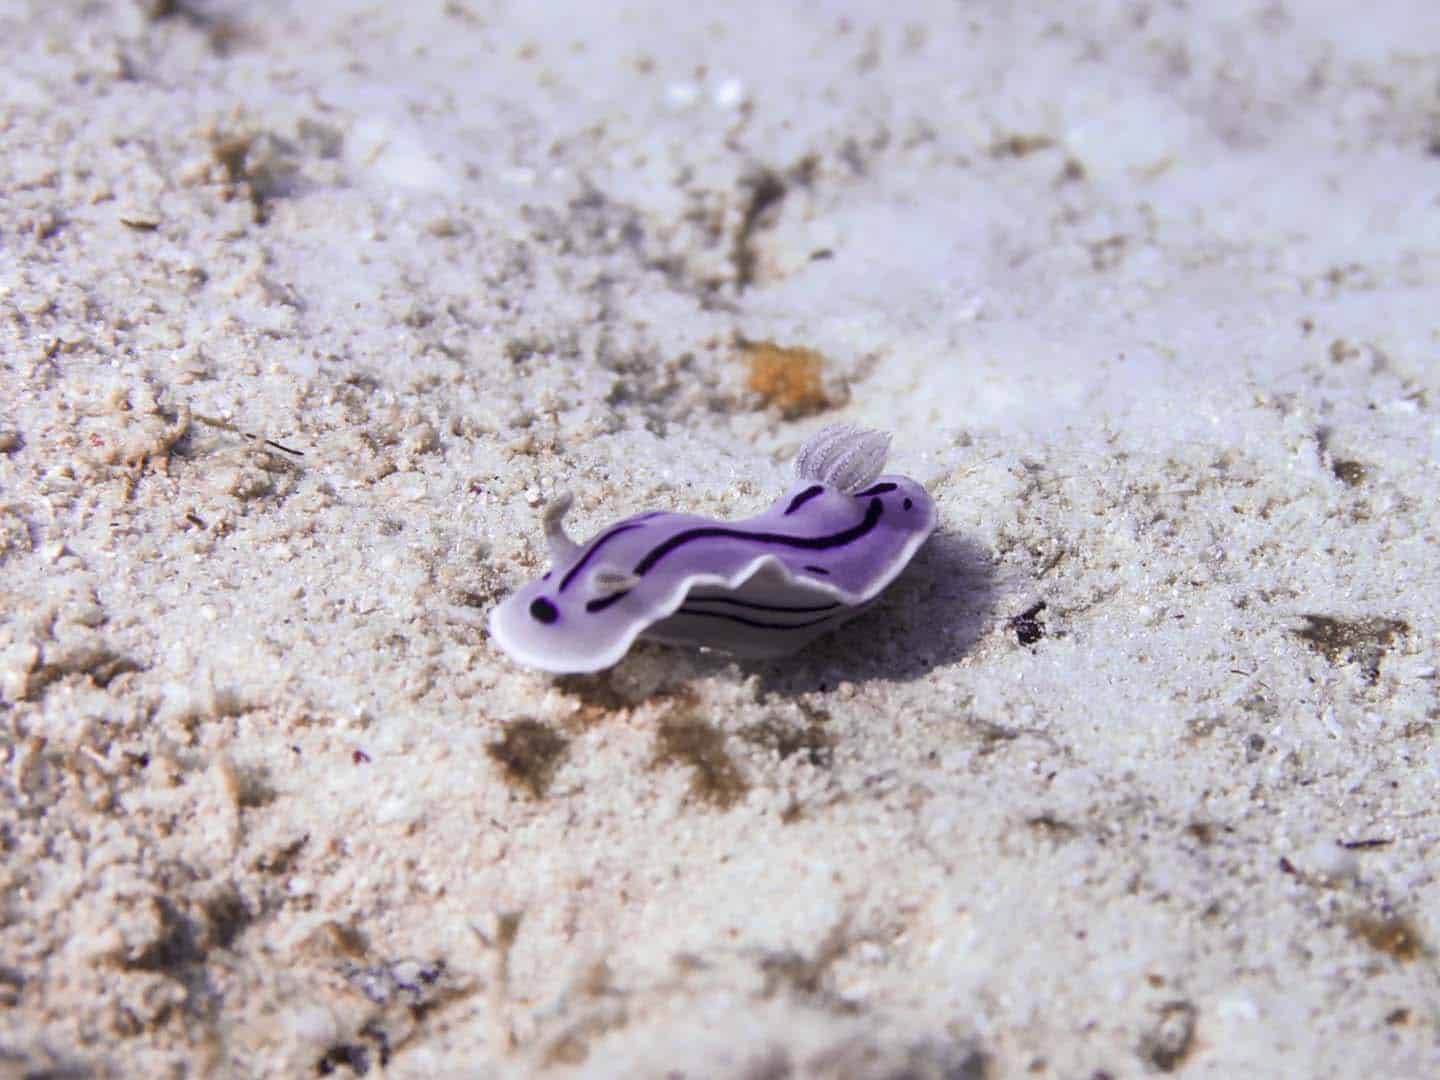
[741,527,998,692]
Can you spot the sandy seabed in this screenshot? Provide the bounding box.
[2,1,1438,1076]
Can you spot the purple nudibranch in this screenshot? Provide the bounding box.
[488,425,937,672]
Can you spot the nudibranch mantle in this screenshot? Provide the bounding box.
[488,425,937,673]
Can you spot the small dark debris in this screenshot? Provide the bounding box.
[1087,234,1127,272]
[352,749,371,765]
[232,764,277,808]
[1026,814,1079,841]
[489,911,522,953]
[1293,614,1408,684]
[455,589,492,609]
[487,719,568,798]
[504,337,538,364]
[208,128,299,221]
[1278,856,1297,875]
[361,1022,392,1069]
[202,885,251,950]
[1338,837,1392,850]
[316,1043,369,1076]
[305,920,368,960]
[809,247,835,260]
[739,713,834,768]
[757,924,857,1012]
[653,717,748,809]
[1328,337,1387,370]
[790,153,820,187]
[1139,1000,1197,1073]
[1186,714,1221,743]
[1184,822,1216,846]
[971,718,1021,752]
[1010,601,1047,645]
[732,168,788,290]
[671,952,707,975]
[191,415,305,459]
[253,833,308,875]
[184,511,206,529]
[1346,913,1424,962]
[341,959,447,1007]
[1245,733,1266,762]
[990,133,1055,158]
[1385,1006,1412,1025]
[553,672,638,717]
[119,217,161,231]
[252,435,304,457]
[1331,459,1367,486]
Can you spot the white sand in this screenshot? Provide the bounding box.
[2,1,1437,1076]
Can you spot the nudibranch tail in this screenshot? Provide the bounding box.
[794,424,891,494]
[488,425,937,673]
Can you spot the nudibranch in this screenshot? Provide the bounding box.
[488,425,937,673]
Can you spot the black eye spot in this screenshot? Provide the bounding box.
[903,497,913,510]
[529,598,558,624]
